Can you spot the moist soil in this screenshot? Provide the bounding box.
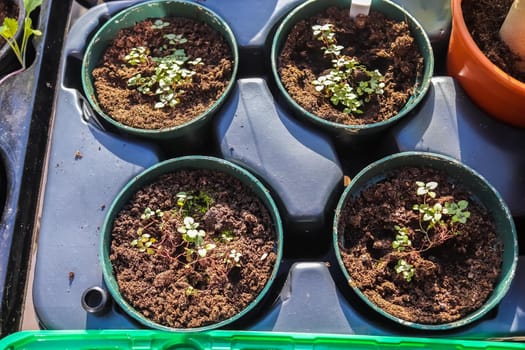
[337,167,503,324]
[278,7,424,125]
[110,169,277,329]
[0,0,18,46]
[92,17,233,130]
[462,0,525,83]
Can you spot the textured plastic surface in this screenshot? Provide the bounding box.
[270,0,434,136]
[0,0,72,336]
[100,156,284,331]
[3,330,525,349]
[31,0,525,341]
[216,78,343,234]
[333,152,518,330]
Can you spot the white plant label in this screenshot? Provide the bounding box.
[349,0,372,19]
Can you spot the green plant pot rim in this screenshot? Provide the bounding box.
[81,0,239,140]
[100,156,283,332]
[271,0,434,135]
[333,151,518,330]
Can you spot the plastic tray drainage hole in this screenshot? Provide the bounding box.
[81,286,109,314]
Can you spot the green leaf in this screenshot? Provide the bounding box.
[24,17,41,37]
[0,17,18,38]
[24,0,43,16]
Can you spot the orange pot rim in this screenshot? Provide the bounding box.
[452,0,525,93]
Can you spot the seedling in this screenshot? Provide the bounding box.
[311,23,385,114]
[395,259,415,282]
[178,216,215,260]
[225,249,242,267]
[175,190,214,216]
[131,228,157,255]
[141,207,163,220]
[0,0,43,83]
[151,19,170,30]
[392,181,471,282]
[124,24,203,109]
[124,46,149,66]
[392,225,411,252]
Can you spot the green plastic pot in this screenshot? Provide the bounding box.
[81,0,238,140]
[271,0,434,136]
[101,156,283,331]
[333,152,518,330]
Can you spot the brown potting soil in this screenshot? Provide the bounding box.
[0,1,19,46]
[338,167,503,324]
[462,0,525,83]
[92,17,233,130]
[278,7,424,125]
[110,169,277,329]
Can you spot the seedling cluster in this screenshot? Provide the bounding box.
[0,0,42,83]
[311,23,385,114]
[130,190,243,271]
[124,19,203,109]
[392,181,471,282]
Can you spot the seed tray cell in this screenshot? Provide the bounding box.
[32,0,525,340]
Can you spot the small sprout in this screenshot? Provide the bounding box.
[392,226,412,252]
[141,207,163,220]
[311,23,384,115]
[185,285,197,297]
[416,181,438,198]
[220,229,235,242]
[391,181,472,279]
[163,33,187,45]
[176,192,193,208]
[151,19,169,30]
[260,252,268,261]
[413,202,444,230]
[124,46,149,66]
[131,229,157,255]
[395,259,415,282]
[445,200,471,226]
[0,0,43,73]
[124,33,202,109]
[178,216,214,260]
[178,217,205,242]
[225,249,242,266]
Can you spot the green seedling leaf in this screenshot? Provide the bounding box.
[24,0,43,16]
[0,17,18,38]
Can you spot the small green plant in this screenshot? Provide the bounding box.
[311,23,385,114]
[395,259,415,282]
[392,181,471,282]
[141,207,163,220]
[175,190,214,216]
[124,21,203,109]
[225,249,242,267]
[0,0,43,82]
[219,229,235,243]
[131,228,157,255]
[178,216,216,260]
[124,46,149,66]
[392,225,411,252]
[151,19,169,30]
[185,285,197,297]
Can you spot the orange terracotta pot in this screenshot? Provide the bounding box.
[447,0,525,127]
